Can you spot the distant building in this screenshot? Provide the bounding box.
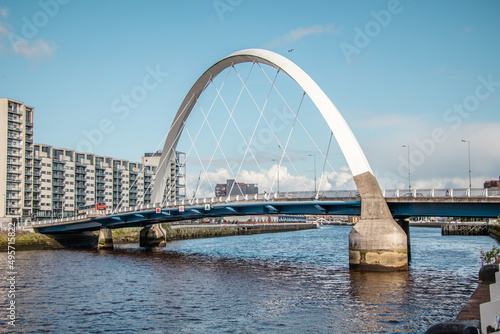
[143,151,185,203]
[484,177,500,189]
[348,216,361,224]
[215,179,258,197]
[223,215,279,224]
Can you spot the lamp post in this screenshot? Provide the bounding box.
[271,159,279,194]
[461,139,471,193]
[308,154,316,193]
[402,145,411,194]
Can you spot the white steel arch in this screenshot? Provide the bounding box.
[152,49,373,204]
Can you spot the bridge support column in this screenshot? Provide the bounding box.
[97,228,113,250]
[396,218,411,262]
[140,224,167,247]
[349,172,408,271]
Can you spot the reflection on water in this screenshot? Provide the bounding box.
[0,226,497,333]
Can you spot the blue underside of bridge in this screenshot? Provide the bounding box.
[34,200,500,234]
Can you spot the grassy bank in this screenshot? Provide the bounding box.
[0,231,64,250]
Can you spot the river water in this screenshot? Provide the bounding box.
[1,226,499,333]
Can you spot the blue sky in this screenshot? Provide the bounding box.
[1,0,499,194]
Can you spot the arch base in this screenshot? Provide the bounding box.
[349,219,408,271]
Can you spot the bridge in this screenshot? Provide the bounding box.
[31,187,500,232]
[28,49,500,271]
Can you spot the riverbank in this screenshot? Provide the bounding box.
[0,223,318,251]
[425,242,500,333]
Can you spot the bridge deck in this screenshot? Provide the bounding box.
[28,194,500,234]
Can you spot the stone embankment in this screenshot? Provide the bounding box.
[0,223,318,251]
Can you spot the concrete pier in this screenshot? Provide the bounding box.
[397,218,411,262]
[97,228,113,250]
[139,224,166,247]
[349,172,408,271]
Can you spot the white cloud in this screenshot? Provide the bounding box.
[0,7,8,18]
[370,121,500,190]
[186,163,355,199]
[265,24,340,48]
[13,38,56,58]
[0,7,56,60]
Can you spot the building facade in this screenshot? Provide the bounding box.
[215,179,258,197]
[0,98,35,225]
[27,145,186,221]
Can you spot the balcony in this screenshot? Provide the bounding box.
[75,167,86,174]
[7,141,22,149]
[7,168,21,174]
[25,154,34,160]
[25,137,33,144]
[7,150,22,158]
[8,115,22,124]
[7,185,21,191]
[53,173,64,179]
[26,122,33,127]
[8,107,22,115]
[53,158,66,164]
[25,128,34,135]
[33,196,41,201]
[24,187,32,192]
[53,189,64,195]
[32,179,41,185]
[7,159,21,166]
[53,181,65,187]
[8,124,22,132]
[7,133,20,140]
[53,165,66,172]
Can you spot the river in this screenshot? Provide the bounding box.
[1,226,498,333]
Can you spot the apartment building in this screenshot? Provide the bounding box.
[142,151,186,203]
[1,98,186,226]
[29,145,186,220]
[0,98,35,226]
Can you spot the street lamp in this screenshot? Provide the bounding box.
[308,154,316,193]
[461,139,471,193]
[271,159,279,194]
[402,145,411,194]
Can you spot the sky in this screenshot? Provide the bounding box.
[1,0,499,197]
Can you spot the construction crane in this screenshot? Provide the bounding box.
[192,172,201,199]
